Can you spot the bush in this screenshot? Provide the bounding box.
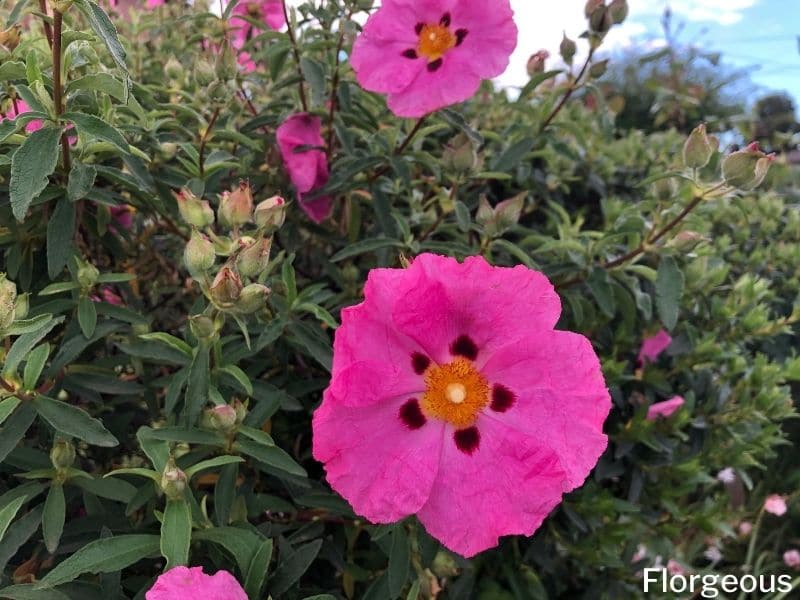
[0,1,798,599]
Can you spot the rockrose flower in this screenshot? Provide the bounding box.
[276,113,333,223]
[230,0,285,44]
[312,253,611,557]
[764,494,787,516]
[646,396,684,421]
[784,549,800,569]
[351,0,518,117]
[146,566,246,600]
[638,329,672,364]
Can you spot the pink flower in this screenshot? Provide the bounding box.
[351,0,518,117]
[3,100,43,133]
[312,253,611,557]
[91,287,124,306]
[230,0,285,46]
[276,113,333,223]
[146,566,247,600]
[638,329,672,364]
[147,0,166,7]
[646,396,684,421]
[667,559,685,576]
[110,204,134,230]
[738,521,752,536]
[784,549,800,569]
[764,494,787,516]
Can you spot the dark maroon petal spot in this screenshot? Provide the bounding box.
[490,384,516,413]
[427,58,443,72]
[402,49,419,59]
[415,22,424,35]
[399,399,426,430]
[450,334,478,360]
[454,426,480,454]
[440,12,451,27]
[455,28,468,46]
[411,352,431,375]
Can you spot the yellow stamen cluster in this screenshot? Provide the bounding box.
[422,358,489,427]
[417,24,456,61]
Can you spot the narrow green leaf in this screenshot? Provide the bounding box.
[161,500,192,570]
[0,506,43,576]
[268,539,323,597]
[138,332,192,356]
[235,439,306,477]
[0,397,21,427]
[217,364,253,396]
[236,425,275,447]
[490,137,535,172]
[22,343,50,391]
[71,0,128,75]
[244,538,273,599]
[388,527,410,598]
[77,297,97,338]
[194,527,262,576]
[47,199,76,278]
[32,395,118,447]
[0,496,27,543]
[42,484,66,554]
[330,238,404,262]
[67,162,97,202]
[0,585,70,600]
[655,256,684,330]
[63,112,128,154]
[104,468,160,483]
[2,316,62,376]
[183,456,244,481]
[10,126,62,222]
[36,535,160,588]
[185,345,210,424]
[3,314,53,336]
[0,403,36,463]
[587,267,616,318]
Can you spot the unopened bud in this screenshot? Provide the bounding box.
[560,33,577,65]
[722,142,776,190]
[588,3,612,33]
[237,236,273,278]
[0,274,17,330]
[161,459,187,501]
[184,230,216,277]
[206,81,232,106]
[160,142,179,160]
[219,182,253,228]
[174,189,215,228]
[683,123,719,169]
[652,177,677,202]
[76,261,99,289]
[165,57,184,82]
[526,50,549,76]
[254,196,287,230]
[13,293,28,321]
[210,266,243,307]
[589,59,609,78]
[207,404,237,432]
[431,550,460,578]
[215,47,239,81]
[50,438,76,470]
[235,283,270,314]
[232,398,247,424]
[188,313,222,342]
[442,133,477,173]
[608,0,628,24]
[194,60,216,87]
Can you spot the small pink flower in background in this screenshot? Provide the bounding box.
[667,559,685,576]
[638,329,672,364]
[146,566,247,600]
[92,287,124,306]
[3,100,43,133]
[631,544,647,563]
[704,546,722,563]
[784,549,800,569]
[646,396,684,421]
[764,494,787,516]
[230,0,285,45]
[110,204,135,230]
[738,521,752,536]
[147,0,166,8]
[276,113,333,223]
[351,0,518,117]
[716,467,735,484]
[313,253,611,557]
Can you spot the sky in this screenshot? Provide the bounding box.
[499,0,800,106]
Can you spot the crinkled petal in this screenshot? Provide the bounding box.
[146,567,247,600]
[417,416,567,557]
[313,392,444,522]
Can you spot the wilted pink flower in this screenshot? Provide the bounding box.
[2,99,42,133]
[764,494,787,516]
[667,559,685,576]
[646,396,684,421]
[110,204,134,230]
[638,329,672,364]
[313,253,611,557]
[230,0,285,47]
[92,287,124,306]
[784,549,800,569]
[146,566,247,600]
[738,521,752,536]
[351,0,518,117]
[276,113,333,223]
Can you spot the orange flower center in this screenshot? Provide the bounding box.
[422,358,489,427]
[417,24,456,61]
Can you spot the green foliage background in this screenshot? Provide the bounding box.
[0,1,798,599]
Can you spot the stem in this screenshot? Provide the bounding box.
[326,7,352,159]
[281,0,308,112]
[538,49,594,134]
[39,0,54,48]
[737,510,764,600]
[52,10,71,172]
[198,108,221,177]
[368,117,427,182]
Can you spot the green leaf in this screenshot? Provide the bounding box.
[269,539,323,597]
[71,0,128,75]
[0,505,43,576]
[138,332,192,357]
[235,439,307,477]
[281,257,297,304]
[0,397,21,428]
[71,475,137,503]
[185,345,210,424]
[77,297,97,339]
[42,484,66,554]
[161,500,192,570]
[39,282,80,296]
[143,427,221,446]
[104,468,160,483]
[217,364,253,396]
[490,137,535,172]
[183,456,244,481]
[194,527,262,576]
[388,527,410,598]
[47,199,76,278]
[0,403,36,464]
[287,321,332,372]
[36,535,160,588]
[3,314,53,336]
[10,126,62,222]
[3,316,63,376]
[300,57,326,107]
[330,238,404,262]
[244,538,273,599]
[587,267,616,318]
[67,162,97,202]
[655,255,684,330]
[32,395,118,447]
[454,201,471,233]
[236,425,275,447]
[0,496,27,543]
[0,585,70,600]
[62,112,128,155]
[406,580,421,600]
[22,343,50,391]
[66,73,126,102]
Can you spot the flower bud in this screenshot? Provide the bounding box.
[431,550,460,578]
[254,196,287,230]
[174,189,215,228]
[160,142,179,160]
[13,293,28,321]
[237,236,273,278]
[210,266,243,307]
[184,230,216,277]
[207,404,238,432]
[215,47,239,81]
[652,177,677,202]
[161,458,187,501]
[0,274,17,330]
[608,0,628,24]
[232,398,247,424]
[235,284,270,314]
[588,3,612,33]
[194,59,217,87]
[164,57,184,82]
[560,33,577,65]
[584,0,604,17]
[526,50,549,76]
[188,313,223,342]
[218,182,253,228]
[206,81,232,106]
[442,133,477,174]
[682,123,719,169]
[76,261,99,289]
[50,438,76,470]
[722,142,776,190]
[589,59,609,78]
